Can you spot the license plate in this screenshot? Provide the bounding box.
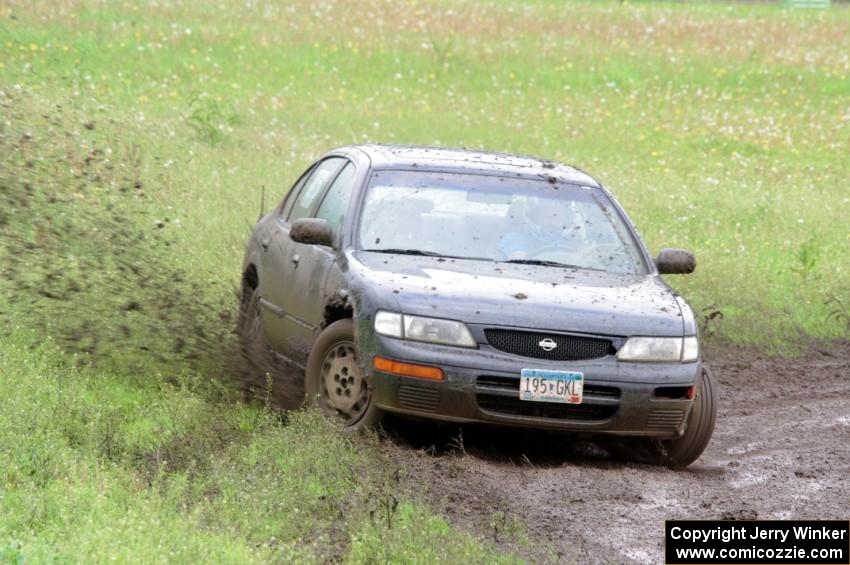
[519,369,583,404]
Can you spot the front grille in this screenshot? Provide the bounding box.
[476,375,620,398]
[477,393,617,421]
[484,328,615,361]
[397,384,440,412]
[646,409,685,431]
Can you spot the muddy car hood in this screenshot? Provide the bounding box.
[348,251,685,337]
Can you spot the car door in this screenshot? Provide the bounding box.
[280,160,359,365]
[258,157,345,364]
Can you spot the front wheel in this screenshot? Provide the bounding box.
[660,367,717,468]
[305,319,383,431]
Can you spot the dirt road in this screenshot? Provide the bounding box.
[384,343,850,563]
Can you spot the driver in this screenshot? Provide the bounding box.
[498,197,571,260]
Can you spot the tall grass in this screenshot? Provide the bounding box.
[0,333,513,563]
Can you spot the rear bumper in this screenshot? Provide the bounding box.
[366,334,701,438]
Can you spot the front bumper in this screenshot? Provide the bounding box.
[366,334,701,438]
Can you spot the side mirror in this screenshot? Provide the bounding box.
[655,248,696,275]
[290,218,334,247]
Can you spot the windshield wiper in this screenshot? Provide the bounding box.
[363,248,444,257]
[363,249,489,261]
[504,258,590,269]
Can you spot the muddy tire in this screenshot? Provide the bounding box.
[236,284,297,405]
[661,367,717,468]
[305,319,383,431]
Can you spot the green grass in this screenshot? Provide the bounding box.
[0,332,515,563]
[1,0,849,561]
[3,0,848,346]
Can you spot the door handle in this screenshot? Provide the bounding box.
[291,253,301,265]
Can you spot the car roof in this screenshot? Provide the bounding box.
[337,144,602,188]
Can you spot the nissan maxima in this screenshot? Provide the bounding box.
[238,145,716,468]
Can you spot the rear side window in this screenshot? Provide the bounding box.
[315,162,357,232]
[280,164,315,219]
[288,157,344,222]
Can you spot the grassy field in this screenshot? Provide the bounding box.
[1,0,849,562]
[3,0,850,346]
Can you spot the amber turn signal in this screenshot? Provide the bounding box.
[373,356,444,381]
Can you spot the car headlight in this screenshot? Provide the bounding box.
[617,336,699,362]
[374,310,404,338]
[374,311,476,348]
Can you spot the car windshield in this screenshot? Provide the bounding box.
[357,171,646,275]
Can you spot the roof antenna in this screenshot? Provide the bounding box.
[258,185,266,222]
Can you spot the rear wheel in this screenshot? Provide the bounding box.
[660,367,717,468]
[236,284,299,406]
[305,319,383,431]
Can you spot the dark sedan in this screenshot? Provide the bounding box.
[238,145,716,467]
